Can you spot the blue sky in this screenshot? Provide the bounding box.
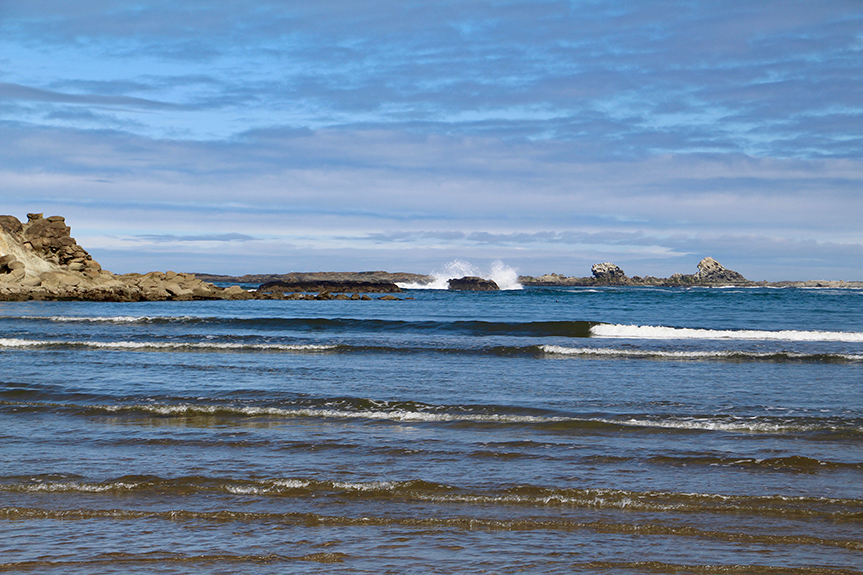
[1,0,861,279]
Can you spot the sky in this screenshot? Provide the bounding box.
[1,0,861,280]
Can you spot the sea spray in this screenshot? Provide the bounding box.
[398,259,522,290]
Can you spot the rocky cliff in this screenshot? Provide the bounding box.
[0,213,255,301]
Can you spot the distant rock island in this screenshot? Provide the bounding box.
[519,257,749,287]
[1,213,860,301]
[518,259,863,288]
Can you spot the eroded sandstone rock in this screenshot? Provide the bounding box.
[0,213,269,301]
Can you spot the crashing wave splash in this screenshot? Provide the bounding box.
[398,259,522,290]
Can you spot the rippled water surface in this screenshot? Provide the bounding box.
[1,287,862,573]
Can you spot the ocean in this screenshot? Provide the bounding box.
[1,284,861,573]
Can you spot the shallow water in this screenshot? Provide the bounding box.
[1,287,862,573]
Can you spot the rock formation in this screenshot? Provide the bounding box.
[519,258,750,287]
[198,271,432,285]
[0,213,419,302]
[0,213,255,301]
[258,279,403,294]
[448,276,500,291]
[591,262,627,283]
[695,256,746,283]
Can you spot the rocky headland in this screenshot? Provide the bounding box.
[0,213,422,302]
[0,213,262,301]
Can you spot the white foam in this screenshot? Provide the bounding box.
[542,345,739,359]
[272,479,312,489]
[108,403,569,424]
[603,417,829,434]
[47,315,151,323]
[398,259,522,290]
[332,480,400,491]
[540,345,863,361]
[7,481,141,493]
[590,324,863,342]
[0,338,335,352]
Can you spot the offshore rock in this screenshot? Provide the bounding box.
[520,257,750,287]
[448,276,500,291]
[591,262,627,282]
[695,257,747,283]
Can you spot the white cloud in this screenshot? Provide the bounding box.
[0,1,861,278]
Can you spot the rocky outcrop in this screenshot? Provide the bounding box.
[0,213,417,302]
[0,214,256,301]
[199,271,432,286]
[21,213,102,274]
[520,258,750,287]
[448,276,500,291]
[695,256,746,283]
[591,262,627,283]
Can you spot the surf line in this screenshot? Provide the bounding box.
[590,324,863,342]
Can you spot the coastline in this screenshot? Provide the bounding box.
[2,213,861,302]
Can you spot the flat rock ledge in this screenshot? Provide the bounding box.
[0,269,257,302]
[258,279,403,294]
[199,271,432,285]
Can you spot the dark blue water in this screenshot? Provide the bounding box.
[1,286,862,573]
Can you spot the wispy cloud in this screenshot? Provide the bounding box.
[0,0,860,278]
[135,233,257,243]
[0,82,182,110]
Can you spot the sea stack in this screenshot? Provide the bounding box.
[591,262,627,283]
[695,257,747,283]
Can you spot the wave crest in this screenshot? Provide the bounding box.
[590,324,863,342]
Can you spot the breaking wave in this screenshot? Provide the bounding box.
[539,345,863,362]
[590,324,863,342]
[398,259,522,290]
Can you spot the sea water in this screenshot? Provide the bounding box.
[0,285,861,573]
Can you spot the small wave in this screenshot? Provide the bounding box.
[6,400,859,437]
[590,324,863,342]
[4,315,153,323]
[647,454,863,472]
[99,402,570,424]
[539,345,863,362]
[0,338,336,353]
[3,478,861,526]
[601,416,860,434]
